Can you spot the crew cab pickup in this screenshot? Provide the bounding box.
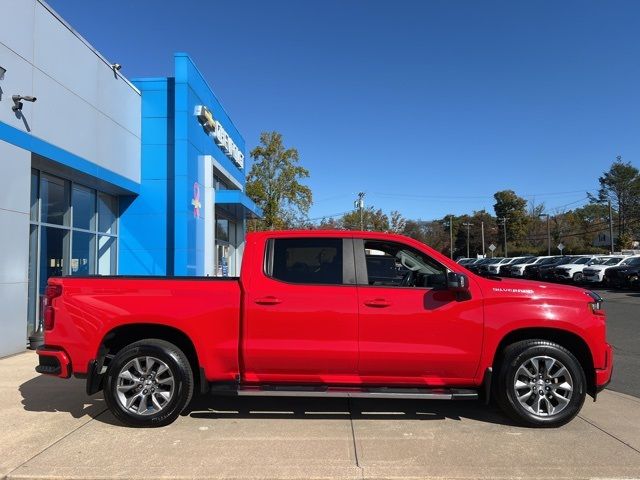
[36,231,613,428]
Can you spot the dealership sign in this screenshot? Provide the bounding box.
[195,105,244,169]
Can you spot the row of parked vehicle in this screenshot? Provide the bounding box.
[457,253,640,289]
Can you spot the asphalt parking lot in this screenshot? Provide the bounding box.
[592,286,640,397]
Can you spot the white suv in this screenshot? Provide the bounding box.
[553,256,605,283]
[583,256,638,284]
[509,256,554,277]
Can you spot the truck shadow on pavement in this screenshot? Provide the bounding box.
[186,395,520,426]
[19,375,105,419]
[19,376,518,427]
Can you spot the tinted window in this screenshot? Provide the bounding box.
[270,238,343,285]
[40,174,69,226]
[364,240,446,288]
[98,193,117,234]
[72,184,96,230]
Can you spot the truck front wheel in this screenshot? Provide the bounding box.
[103,339,194,427]
[495,340,586,427]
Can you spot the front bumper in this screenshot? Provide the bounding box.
[35,346,71,379]
[583,274,603,283]
[595,343,614,392]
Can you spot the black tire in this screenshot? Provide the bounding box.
[103,339,194,427]
[494,339,586,427]
[573,272,584,283]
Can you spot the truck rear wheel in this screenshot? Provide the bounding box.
[103,339,193,427]
[495,340,586,427]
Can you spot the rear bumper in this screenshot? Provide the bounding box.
[595,343,613,392]
[35,346,71,379]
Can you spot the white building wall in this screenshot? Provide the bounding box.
[0,0,141,183]
[0,141,30,356]
[0,0,142,356]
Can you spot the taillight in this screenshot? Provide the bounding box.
[42,284,62,331]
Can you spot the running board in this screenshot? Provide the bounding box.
[235,385,478,400]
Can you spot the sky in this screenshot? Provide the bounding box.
[47,0,640,222]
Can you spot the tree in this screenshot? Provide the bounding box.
[340,207,389,231]
[389,210,406,234]
[402,219,449,253]
[589,157,640,247]
[245,132,312,230]
[493,190,529,244]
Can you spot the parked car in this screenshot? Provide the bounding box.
[477,257,508,276]
[457,258,477,265]
[508,256,556,278]
[466,257,493,274]
[553,256,605,283]
[498,256,536,277]
[539,256,581,282]
[603,256,640,289]
[523,256,562,279]
[582,256,630,285]
[35,230,613,428]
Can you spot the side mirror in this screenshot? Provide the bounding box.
[447,272,469,292]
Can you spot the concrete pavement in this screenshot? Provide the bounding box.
[1,351,639,480]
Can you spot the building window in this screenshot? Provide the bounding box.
[215,215,236,276]
[28,169,119,334]
[214,174,231,191]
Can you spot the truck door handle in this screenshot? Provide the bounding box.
[255,296,282,305]
[364,298,391,308]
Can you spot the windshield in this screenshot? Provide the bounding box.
[512,257,534,265]
[602,257,623,266]
[539,257,559,265]
[573,257,592,265]
[621,257,640,267]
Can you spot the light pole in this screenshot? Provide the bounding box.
[462,222,473,258]
[608,199,615,254]
[481,221,485,257]
[498,217,508,257]
[539,213,550,256]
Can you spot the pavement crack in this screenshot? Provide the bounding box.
[578,414,640,455]
[4,407,109,478]
[347,397,362,472]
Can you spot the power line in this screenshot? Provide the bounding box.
[369,188,595,201]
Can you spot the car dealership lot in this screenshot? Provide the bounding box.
[1,291,639,480]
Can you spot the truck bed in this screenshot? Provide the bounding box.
[45,276,243,381]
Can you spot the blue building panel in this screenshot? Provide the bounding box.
[121,52,260,277]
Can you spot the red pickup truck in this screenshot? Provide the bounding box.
[36,230,612,428]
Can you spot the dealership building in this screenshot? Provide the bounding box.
[0,0,260,357]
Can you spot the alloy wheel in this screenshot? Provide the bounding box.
[115,356,175,416]
[513,355,573,417]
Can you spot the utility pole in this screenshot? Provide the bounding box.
[354,192,365,230]
[481,221,485,257]
[462,222,473,258]
[539,214,550,256]
[444,217,454,259]
[498,217,508,257]
[449,216,454,259]
[608,198,615,254]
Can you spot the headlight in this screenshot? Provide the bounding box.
[585,290,605,316]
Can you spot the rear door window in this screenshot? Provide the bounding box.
[267,238,345,285]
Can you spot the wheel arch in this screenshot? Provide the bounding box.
[492,327,596,397]
[89,323,203,396]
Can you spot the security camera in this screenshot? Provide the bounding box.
[112,63,122,71]
[11,94,37,112]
